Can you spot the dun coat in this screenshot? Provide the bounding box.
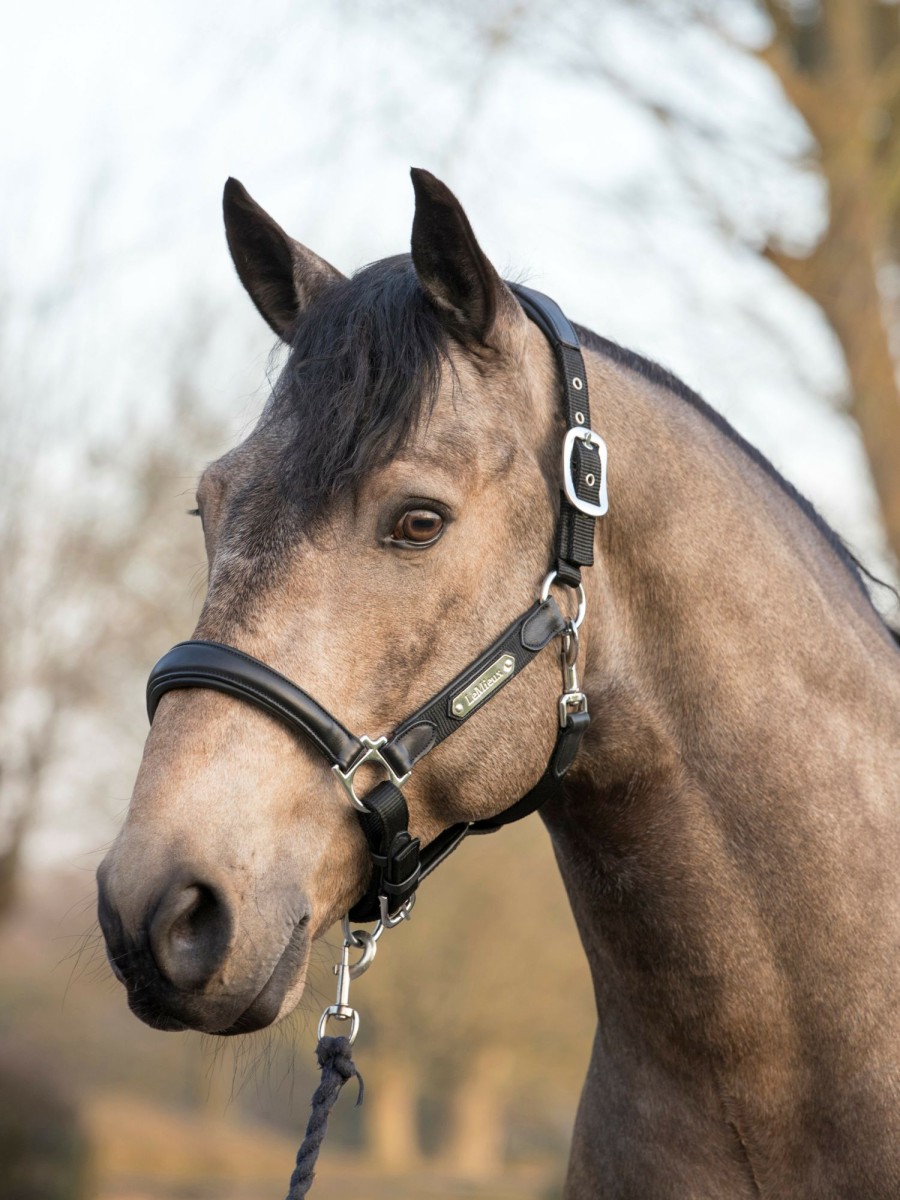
[98,170,900,1198]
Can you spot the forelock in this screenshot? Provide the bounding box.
[265,255,448,523]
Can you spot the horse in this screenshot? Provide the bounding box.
[97,169,900,1197]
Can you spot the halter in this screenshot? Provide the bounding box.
[146,285,607,934]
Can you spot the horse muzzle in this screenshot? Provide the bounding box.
[96,855,311,1035]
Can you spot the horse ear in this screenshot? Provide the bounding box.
[222,178,344,341]
[410,168,517,344]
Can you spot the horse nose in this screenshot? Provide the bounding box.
[149,881,234,991]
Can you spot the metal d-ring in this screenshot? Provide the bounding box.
[332,734,411,813]
[540,570,587,630]
[378,893,416,929]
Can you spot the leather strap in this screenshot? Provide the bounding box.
[147,599,564,779]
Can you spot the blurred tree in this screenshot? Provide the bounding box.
[0,311,226,921]
[0,302,235,1198]
[751,0,900,562]
[0,1039,90,1200]
[404,0,900,571]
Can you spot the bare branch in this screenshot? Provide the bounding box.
[762,239,828,296]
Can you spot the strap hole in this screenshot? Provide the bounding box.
[574,412,585,424]
[572,377,583,391]
[585,474,595,487]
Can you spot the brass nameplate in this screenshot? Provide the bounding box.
[450,654,515,719]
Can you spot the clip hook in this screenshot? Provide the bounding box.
[317,928,377,1046]
[558,620,588,728]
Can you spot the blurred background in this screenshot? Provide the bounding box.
[3,1,900,1197]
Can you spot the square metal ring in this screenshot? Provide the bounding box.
[333,735,411,812]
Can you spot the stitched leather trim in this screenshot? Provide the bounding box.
[521,601,565,650]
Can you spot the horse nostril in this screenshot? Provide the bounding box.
[149,882,233,991]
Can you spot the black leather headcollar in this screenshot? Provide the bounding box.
[146,286,606,925]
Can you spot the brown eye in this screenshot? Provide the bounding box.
[391,509,444,546]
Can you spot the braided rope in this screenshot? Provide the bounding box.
[284,1035,364,1200]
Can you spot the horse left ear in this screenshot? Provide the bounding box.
[410,168,518,344]
[223,178,345,341]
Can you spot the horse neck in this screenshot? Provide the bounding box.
[541,348,900,1144]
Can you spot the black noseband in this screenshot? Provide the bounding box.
[148,638,364,772]
[145,285,604,925]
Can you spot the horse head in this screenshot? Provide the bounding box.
[97,171,575,1035]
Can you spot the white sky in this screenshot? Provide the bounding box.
[3,0,896,862]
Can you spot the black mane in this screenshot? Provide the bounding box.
[270,256,446,519]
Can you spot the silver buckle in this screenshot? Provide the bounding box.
[562,427,608,517]
[333,735,411,813]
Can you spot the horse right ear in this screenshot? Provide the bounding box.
[222,178,344,342]
[410,168,519,346]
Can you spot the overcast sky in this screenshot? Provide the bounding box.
[5,1,885,552]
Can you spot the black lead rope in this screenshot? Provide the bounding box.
[284,1036,363,1200]
[144,286,606,1196]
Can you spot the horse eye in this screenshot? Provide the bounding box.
[391,509,444,546]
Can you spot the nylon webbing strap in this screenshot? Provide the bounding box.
[555,344,598,581]
[509,284,603,587]
[350,781,421,923]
